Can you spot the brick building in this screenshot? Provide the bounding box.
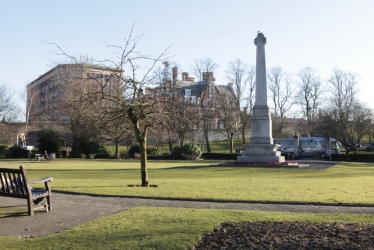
[146,65,239,130]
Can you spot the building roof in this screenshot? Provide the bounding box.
[27,63,123,87]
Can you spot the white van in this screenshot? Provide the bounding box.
[274,137,341,157]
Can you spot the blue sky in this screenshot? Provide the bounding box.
[1,0,374,109]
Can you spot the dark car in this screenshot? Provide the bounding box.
[367,143,374,151]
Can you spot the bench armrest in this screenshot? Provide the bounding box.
[28,177,54,184]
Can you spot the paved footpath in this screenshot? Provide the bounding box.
[1,159,373,238]
[1,192,374,238]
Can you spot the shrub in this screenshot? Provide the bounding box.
[119,150,128,159]
[94,147,111,159]
[171,143,202,159]
[128,145,141,158]
[0,144,9,158]
[38,129,63,154]
[147,147,162,155]
[72,136,109,158]
[61,150,68,158]
[7,145,29,158]
[134,152,141,159]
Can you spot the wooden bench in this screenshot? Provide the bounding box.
[35,154,50,161]
[0,166,53,215]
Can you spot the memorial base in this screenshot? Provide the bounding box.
[237,143,285,163]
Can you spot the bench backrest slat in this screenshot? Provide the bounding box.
[0,167,28,196]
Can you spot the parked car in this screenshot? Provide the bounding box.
[366,143,374,151]
[275,137,341,158]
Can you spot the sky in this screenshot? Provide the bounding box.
[1,0,374,110]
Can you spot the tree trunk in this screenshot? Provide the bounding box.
[203,127,211,153]
[241,129,246,144]
[229,137,234,153]
[168,138,173,153]
[139,136,148,186]
[153,137,160,150]
[178,132,185,146]
[114,139,120,159]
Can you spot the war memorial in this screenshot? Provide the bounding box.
[238,32,285,163]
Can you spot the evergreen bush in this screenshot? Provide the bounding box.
[171,143,202,159]
[128,145,140,158]
[7,145,29,158]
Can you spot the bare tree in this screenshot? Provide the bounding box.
[97,107,131,159]
[161,96,198,148]
[190,58,219,82]
[190,58,219,153]
[296,67,323,136]
[0,83,19,122]
[246,66,256,115]
[322,68,372,152]
[267,66,295,137]
[217,90,241,153]
[20,84,40,147]
[50,64,102,157]
[0,83,20,146]
[226,59,253,144]
[88,28,170,186]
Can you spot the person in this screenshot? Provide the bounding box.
[44,150,49,160]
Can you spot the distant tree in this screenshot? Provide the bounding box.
[0,123,13,145]
[73,134,109,158]
[99,114,130,159]
[319,68,373,153]
[0,83,22,146]
[49,64,103,158]
[190,58,219,82]
[296,67,323,136]
[226,59,253,144]
[21,83,40,147]
[38,129,63,154]
[93,99,132,159]
[161,96,198,148]
[217,91,241,153]
[267,66,295,137]
[190,58,219,153]
[0,83,19,122]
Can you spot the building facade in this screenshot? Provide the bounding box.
[146,65,239,130]
[26,63,122,123]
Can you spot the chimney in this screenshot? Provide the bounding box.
[187,77,195,82]
[172,67,178,81]
[182,72,188,81]
[202,72,213,82]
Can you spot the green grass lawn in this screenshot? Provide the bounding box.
[2,159,374,205]
[1,159,374,249]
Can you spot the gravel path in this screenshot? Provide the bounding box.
[1,192,374,238]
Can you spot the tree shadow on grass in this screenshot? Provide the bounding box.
[162,165,219,170]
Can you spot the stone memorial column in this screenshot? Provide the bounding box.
[237,32,284,163]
